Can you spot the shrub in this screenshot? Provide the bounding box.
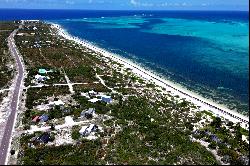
[208,141,217,149]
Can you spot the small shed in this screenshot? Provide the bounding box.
[63,109,70,113]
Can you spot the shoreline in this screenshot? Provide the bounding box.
[50,22,249,127]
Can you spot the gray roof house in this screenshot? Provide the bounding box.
[79,124,98,136]
[81,108,95,119]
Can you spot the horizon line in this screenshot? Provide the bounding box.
[0,8,249,12]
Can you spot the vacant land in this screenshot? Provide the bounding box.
[0,22,18,89]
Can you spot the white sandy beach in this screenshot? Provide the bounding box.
[51,23,249,128]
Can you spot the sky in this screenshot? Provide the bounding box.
[0,0,249,11]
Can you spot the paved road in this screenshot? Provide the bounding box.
[0,26,24,165]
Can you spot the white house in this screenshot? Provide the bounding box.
[79,124,98,136]
[88,98,99,103]
[35,74,46,82]
[49,100,65,106]
[79,126,88,135]
[80,92,90,99]
[88,90,98,96]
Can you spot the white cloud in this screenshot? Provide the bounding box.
[130,0,154,7]
[158,1,191,7]
[130,0,138,6]
[65,0,75,5]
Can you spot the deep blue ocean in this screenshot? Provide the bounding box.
[0,9,249,114]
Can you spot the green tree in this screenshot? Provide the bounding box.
[211,117,222,128]
[71,130,80,140]
[208,141,217,149]
[235,123,242,142]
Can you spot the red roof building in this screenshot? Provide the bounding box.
[32,116,40,122]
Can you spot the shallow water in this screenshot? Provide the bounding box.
[53,12,249,114]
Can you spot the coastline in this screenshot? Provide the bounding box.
[50,22,249,128]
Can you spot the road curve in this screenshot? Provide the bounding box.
[0,26,24,165]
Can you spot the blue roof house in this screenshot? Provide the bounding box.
[38,68,53,74]
[39,114,49,122]
[38,69,47,74]
[38,133,50,144]
[101,95,112,104]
